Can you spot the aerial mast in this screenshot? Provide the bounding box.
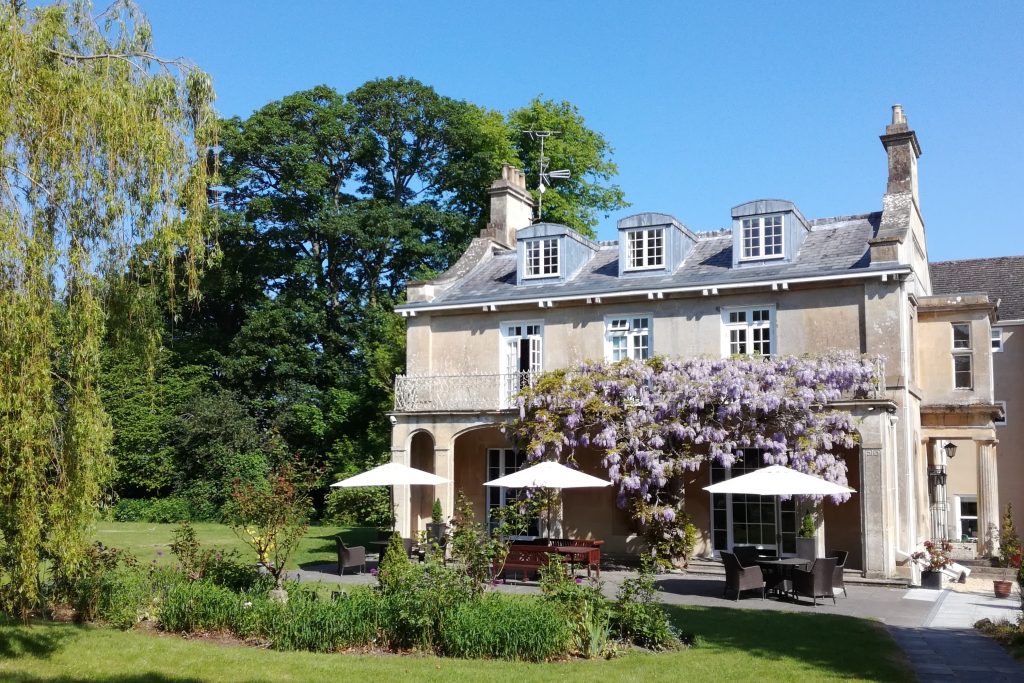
[523,129,570,222]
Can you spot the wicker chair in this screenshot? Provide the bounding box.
[721,551,765,601]
[791,556,838,606]
[335,536,366,575]
[731,545,761,568]
[828,549,849,598]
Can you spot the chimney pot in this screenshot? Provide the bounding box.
[892,104,905,125]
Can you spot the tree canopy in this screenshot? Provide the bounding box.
[0,0,215,618]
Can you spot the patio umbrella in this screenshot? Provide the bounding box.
[484,461,611,537]
[702,465,855,497]
[703,465,855,552]
[330,462,450,531]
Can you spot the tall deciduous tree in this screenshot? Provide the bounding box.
[508,97,627,235]
[0,0,215,618]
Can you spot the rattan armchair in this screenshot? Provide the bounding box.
[791,556,838,606]
[721,551,765,601]
[827,549,849,598]
[335,536,366,575]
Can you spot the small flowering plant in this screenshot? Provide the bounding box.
[911,540,954,571]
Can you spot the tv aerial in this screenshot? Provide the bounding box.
[524,129,570,222]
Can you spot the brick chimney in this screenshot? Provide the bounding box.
[880,104,922,208]
[479,164,535,249]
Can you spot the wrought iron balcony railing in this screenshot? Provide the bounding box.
[393,372,538,412]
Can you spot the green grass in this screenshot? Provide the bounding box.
[94,521,378,570]
[0,605,911,682]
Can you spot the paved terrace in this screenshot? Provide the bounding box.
[291,560,1024,682]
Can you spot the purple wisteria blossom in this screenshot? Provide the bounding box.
[506,351,882,562]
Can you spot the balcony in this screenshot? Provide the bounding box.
[393,358,886,413]
[393,372,537,412]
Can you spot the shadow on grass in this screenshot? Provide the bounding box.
[0,620,75,660]
[666,604,912,682]
[2,675,205,683]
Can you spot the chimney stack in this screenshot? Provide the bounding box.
[479,164,535,249]
[880,103,922,207]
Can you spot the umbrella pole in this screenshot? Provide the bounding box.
[390,485,396,534]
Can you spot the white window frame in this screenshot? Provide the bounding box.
[604,314,652,362]
[991,327,1003,352]
[952,322,973,390]
[486,448,538,538]
[995,400,1007,427]
[500,320,543,407]
[523,237,559,279]
[953,494,978,543]
[739,215,785,261]
[624,228,666,271]
[721,305,776,358]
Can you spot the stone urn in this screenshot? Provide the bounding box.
[993,579,1013,599]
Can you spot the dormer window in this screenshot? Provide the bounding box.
[524,238,559,278]
[741,215,783,260]
[626,228,665,270]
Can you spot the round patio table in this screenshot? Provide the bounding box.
[756,558,811,598]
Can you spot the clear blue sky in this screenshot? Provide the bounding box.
[136,0,1024,261]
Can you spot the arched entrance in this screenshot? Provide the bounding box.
[822,444,863,570]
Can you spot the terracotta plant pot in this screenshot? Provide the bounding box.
[993,579,1013,599]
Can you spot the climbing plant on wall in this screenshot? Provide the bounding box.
[507,352,882,564]
[0,0,216,619]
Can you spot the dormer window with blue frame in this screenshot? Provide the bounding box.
[625,228,665,270]
[741,215,783,260]
[524,237,559,278]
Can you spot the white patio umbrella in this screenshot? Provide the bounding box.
[331,462,450,531]
[703,465,855,497]
[703,465,855,552]
[485,461,611,537]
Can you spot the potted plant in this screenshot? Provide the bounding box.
[426,498,447,542]
[994,504,1022,598]
[795,510,817,560]
[912,540,953,589]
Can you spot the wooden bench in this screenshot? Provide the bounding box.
[494,545,556,581]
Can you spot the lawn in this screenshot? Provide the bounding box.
[94,521,378,570]
[0,606,910,682]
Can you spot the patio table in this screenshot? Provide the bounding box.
[552,545,602,579]
[756,558,810,598]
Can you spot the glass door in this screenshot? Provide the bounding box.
[711,451,798,555]
[486,448,539,538]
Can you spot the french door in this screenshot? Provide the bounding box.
[711,451,798,555]
[502,322,542,406]
[486,448,539,537]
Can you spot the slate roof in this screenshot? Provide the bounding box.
[930,256,1024,321]
[411,212,892,308]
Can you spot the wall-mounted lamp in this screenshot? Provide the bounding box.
[943,441,957,460]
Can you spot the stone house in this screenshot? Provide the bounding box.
[389,106,1008,581]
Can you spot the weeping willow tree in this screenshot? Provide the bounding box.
[0,0,216,619]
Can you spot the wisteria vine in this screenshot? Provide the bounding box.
[506,352,883,562]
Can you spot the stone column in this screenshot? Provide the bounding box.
[434,446,454,521]
[976,439,1000,557]
[392,446,411,538]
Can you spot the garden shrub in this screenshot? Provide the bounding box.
[324,486,392,528]
[538,555,611,657]
[159,580,240,633]
[168,522,263,591]
[440,593,572,662]
[112,497,198,523]
[377,556,477,651]
[613,557,679,650]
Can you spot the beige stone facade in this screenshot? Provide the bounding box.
[390,107,1009,581]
